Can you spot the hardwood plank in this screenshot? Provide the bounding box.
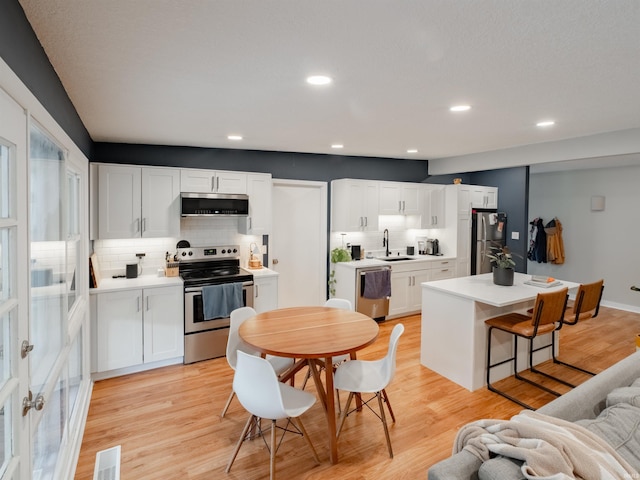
[75,305,640,479]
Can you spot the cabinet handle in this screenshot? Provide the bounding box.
[216,177,220,191]
[364,216,368,227]
[398,200,402,212]
[211,177,215,192]
[137,296,141,312]
[248,217,252,229]
[255,285,259,298]
[141,218,146,233]
[134,218,140,233]
[146,296,150,311]
[403,200,406,212]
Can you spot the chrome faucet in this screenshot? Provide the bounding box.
[383,229,390,257]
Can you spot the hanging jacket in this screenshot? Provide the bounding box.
[527,217,547,263]
[544,217,565,265]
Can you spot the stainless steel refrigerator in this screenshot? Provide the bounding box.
[471,209,507,275]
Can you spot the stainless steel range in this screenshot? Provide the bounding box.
[178,245,254,364]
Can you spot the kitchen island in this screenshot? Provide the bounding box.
[420,272,579,391]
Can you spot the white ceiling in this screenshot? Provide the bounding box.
[18,0,640,164]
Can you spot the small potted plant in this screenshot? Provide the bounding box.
[328,247,352,297]
[486,245,517,286]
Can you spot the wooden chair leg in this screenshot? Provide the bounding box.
[220,390,235,418]
[381,389,395,423]
[377,392,393,458]
[291,416,320,464]
[225,414,255,473]
[270,419,277,480]
[336,392,354,438]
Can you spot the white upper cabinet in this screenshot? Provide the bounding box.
[421,185,446,228]
[470,186,498,209]
[98,164,180,239]
[331,179,379,231]
[238,172,272,235]
[379,182,421,215]
[180,168,247,194]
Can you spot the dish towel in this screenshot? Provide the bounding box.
[202,283,244,320]
[363,269,391,299]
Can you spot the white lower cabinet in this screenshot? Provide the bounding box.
[253,275,278,313]
[92,285,184,374]
[388,259,456,318]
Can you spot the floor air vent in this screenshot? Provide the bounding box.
[93,445,121,480]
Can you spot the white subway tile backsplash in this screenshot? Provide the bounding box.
[93,217,263,275]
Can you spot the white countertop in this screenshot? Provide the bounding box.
[90,274,183,294]
[421,272,580,307]
[244,266,279,278]
[334,255,456,269]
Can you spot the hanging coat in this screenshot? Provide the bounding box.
[544,217,565,265]
[527,218,547,263]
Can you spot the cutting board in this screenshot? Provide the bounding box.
[89,253,101,288]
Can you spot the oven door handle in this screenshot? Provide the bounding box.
[185,281,254,294]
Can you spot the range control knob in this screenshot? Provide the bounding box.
[221,249,227,254]
[181,251,187,257]
[232,248,237,253]
[188,251,193,256]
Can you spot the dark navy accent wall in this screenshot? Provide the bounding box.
[427,167,529,273]
[471,167,529,273]
[93,142,430,183]
[0,0,93,157]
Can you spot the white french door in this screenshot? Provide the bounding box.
[0,84,30,479]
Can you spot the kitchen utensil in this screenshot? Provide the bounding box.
[351,245,361,260]
[418,241,427,255]
[406,246,415,255]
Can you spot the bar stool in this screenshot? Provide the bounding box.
[485,287,568,409]
[551,279,604,376]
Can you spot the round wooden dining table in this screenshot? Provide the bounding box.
[238,306,379,464]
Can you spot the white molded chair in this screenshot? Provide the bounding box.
[221,306,294,418]
[225,351,320,479]
[334,323,404,458]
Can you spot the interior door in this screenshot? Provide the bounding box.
[271,180,327,307]
[0,86,29,479]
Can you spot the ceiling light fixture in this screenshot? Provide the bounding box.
[450,105,471,112]
[331,144,344,149]
[227,135,243,140]
[536,120,555,127]
[407,149,418,154]
[307,75,332,86]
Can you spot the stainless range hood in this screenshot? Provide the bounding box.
[180,192,249,217]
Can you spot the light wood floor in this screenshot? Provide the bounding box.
[75,306,640,479]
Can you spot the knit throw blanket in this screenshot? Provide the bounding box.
[454,410,637,480]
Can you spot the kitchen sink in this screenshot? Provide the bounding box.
[377,256,413,262]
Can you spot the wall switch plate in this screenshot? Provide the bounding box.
[511,231,520,240]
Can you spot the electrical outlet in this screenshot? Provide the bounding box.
[511,232,519,240]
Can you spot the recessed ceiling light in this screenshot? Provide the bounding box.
[536,120,555,127]
[331,144,344,149]
[450,105,471,112]
[227,135,243,140]
[407,149,418,154]
[307,75,332,86]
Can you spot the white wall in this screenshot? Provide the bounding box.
[529,165,640,312]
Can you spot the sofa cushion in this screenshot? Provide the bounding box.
[606,386,640,407]
[575,402,640,471]
[478,456,525,480]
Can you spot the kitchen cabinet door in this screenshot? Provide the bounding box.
[388,271,412,317]
[421,186,446,228]
[470,186,498,208]
[331,179,379,231]
[253,276,278,313]
[408,270,432,312]
[141,167,180,238]
[143,286,184,363]
[379,183,420,215]
[180,168,247,194]
[238,173,272,235]
[95,289,144,371]
[98,164,142,239]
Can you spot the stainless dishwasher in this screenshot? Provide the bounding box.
[355,265,391,320]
